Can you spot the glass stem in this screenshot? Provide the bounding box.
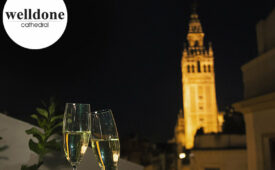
[73,166,77,170]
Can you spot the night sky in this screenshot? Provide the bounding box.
[0,0,274,142]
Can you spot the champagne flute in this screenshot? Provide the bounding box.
[63,103,91,170]
[91,109,120,170]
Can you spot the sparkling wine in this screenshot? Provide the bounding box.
[91,138,120,169]
[63,131,90,166]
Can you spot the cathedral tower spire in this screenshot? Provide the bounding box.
[187,1,204,47]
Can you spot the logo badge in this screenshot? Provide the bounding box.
[3,0,68,49]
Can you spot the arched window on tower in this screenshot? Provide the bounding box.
[192,26,196,32]
[208,65,211,72]
[187,65,190,73]
[197,61,201,73]
[203,65,207,72]
[194,41,199,47]
[192,65,195,73]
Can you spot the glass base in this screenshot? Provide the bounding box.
[103,166,118,170]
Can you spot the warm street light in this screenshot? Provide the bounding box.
[179,153,186,159]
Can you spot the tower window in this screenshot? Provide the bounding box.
[187,65,190,73]
[194,41,199,47]
[204,65,207,72]
[199,96,203,99]
[192,26,196,32]
[192,65,195,73]
[197,61,201,73]
[208,65,211,72]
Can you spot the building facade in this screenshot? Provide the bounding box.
[190,134,247,170]
[234,7,275,170]
[175,7,221,150]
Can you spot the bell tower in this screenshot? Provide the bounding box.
[187,4,204,47]
[181,4,219,149]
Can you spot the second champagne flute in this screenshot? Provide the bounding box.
[91,109,120,170]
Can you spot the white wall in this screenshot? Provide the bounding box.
[241,47,275,99]
[236,7,275,170]
[242,7,275,99]
[0,113,143,170]
[194,134,246,149]
[240,98,275,170]
[256,8,275,55]
[190,149,247,170]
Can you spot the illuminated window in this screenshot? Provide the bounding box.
[192,65,195,73]
[197,61,201,73]
[199,106,203,110]
[187,65,190,73]
[208,65,211,72]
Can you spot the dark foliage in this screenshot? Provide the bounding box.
[222,106,245,134]
[21,98,63,170]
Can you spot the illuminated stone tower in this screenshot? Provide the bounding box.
[180,6,219,149]
[174,109,185,146]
